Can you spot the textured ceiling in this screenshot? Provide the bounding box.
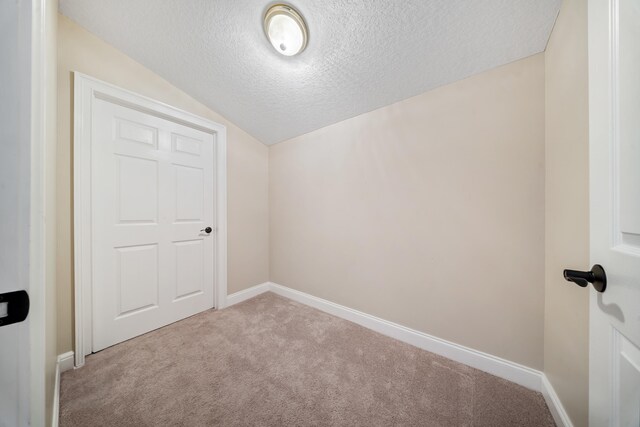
[59,0,561,145]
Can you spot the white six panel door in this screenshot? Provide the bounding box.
[589,0,640,425]
[91,97,215,351]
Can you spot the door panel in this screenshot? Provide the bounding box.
[91,97,215,352]
[174,240,204,300]
[618,0,640,249]
[174,165,204,222]
[615,331,640,427]
[115,244,159,318]
[0,1,34,425]
[116,155,159,223]
[589,0,640,425]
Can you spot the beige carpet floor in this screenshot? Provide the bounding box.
[60,293,555,426]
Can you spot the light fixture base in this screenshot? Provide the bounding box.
[263,4,308,56]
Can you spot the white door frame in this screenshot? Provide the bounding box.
[31,0,55,424]
[73,73,227,367]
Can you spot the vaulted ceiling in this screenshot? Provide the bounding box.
[59,0,561,145]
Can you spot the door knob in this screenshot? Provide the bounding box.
[201,227,213,234]
[563,264,606,293]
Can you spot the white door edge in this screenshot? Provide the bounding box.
[588,0,640,424]
[73,73,227,367]
[28,0,55,424]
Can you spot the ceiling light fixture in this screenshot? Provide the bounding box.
[263,4,308,57]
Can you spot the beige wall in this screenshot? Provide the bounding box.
[270,55,546,369]
[544,0,590,425]
[56,14,269,354]
[56,10,591,421]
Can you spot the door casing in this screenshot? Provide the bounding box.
[73,73,228,368]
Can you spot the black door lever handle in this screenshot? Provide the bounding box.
[563,264,606,293]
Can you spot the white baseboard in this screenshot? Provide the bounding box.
[225,282,271,307]
[268,282,541,390]
[58,351,75,373]
[52,351,74,427]
[542,374,574,427]
[52,362,60,427]
[264,282,571,427]
[227,282,570,426]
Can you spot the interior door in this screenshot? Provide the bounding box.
[91,96,216,352]
[0,1,32,426]
[589,0,640,425]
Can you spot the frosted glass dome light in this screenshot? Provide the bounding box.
[264,4,308,56]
